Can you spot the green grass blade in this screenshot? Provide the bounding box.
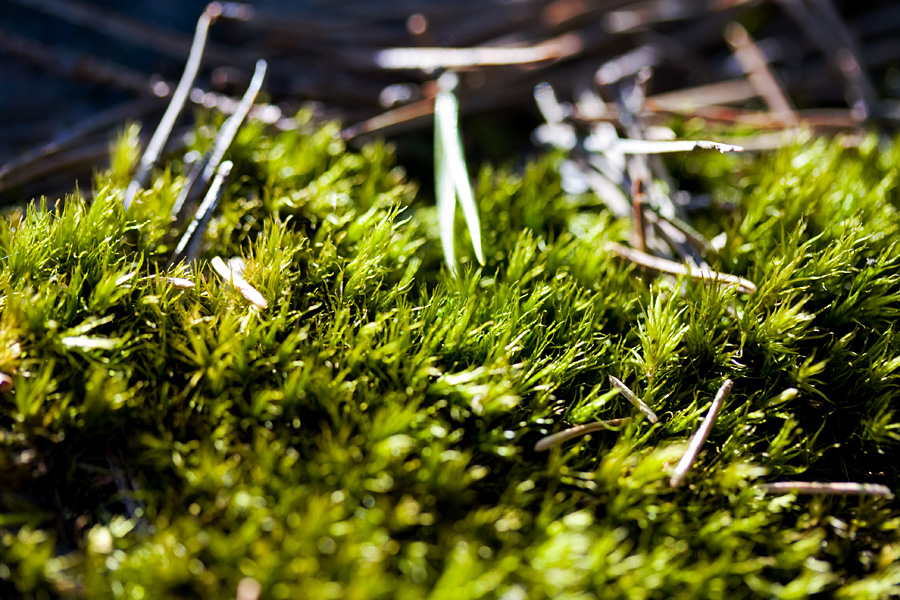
[435,73,485,272]
[435,93,457,275]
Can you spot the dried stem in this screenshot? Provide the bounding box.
[534,418,632,452]
[170,160,233,267]
[670,379,733,488]
[606,242,758,294]
[758,481,893,498]
[171,59,267,223]
[609,375,658,423]
[124,7,214,210]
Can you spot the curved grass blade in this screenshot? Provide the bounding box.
[435,124,457,275]
[434,72,484,275]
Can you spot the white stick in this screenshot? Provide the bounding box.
[609,376,658,423]
[585,138,744,155]
[670,379,732,488]
[534,418,631,452]
[758,481,893,498]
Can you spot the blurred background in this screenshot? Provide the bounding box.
[1,0,899,201]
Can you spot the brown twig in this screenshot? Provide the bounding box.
[725,22,798,126]
[606,242,758,294]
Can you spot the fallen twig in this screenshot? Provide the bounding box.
[534,418,632,452]
[609,375,658,423]
[725,22,797,126]
[606,242,758,294]
[124,6,214,210]
[670,379,732,488]
[758,481,893,498]
[374,33,583,70]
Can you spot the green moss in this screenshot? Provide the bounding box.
[1,121,900,598]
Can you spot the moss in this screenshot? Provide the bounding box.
[1,120,899,598]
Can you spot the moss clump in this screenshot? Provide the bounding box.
[1,119,900,598]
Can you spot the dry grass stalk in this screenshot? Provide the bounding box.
[609,375,658,423]
[670,379,733,488]
[606,242,758,294]
[534,418,632,452]
[758,481,893,498]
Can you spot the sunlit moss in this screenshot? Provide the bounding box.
[1,121,900,598]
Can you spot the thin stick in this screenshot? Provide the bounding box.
[534,418,632,452]
[670,379,733,488]
[609,375,658,423]
[171,59,267,222]
[631,177,646,252]
[374,33,582,70]
[170,160,233,267]
[725,22,797,125]
[606,242,758,294]
[758,481,893,498]
[586,137,744,155]
[124,7,213,210]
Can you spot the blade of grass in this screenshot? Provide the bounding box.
[434,72,484,275]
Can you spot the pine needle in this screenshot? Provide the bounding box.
[123,7,213,210]
[607,242,757,293]
[170,160,233,267]
[534,418,632,452]
[171,59,267,223]
[434,72,484,276]
[585,137,744,155]
[670,379,733,488]
[758,481,893,498]
[609,375,658,423]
